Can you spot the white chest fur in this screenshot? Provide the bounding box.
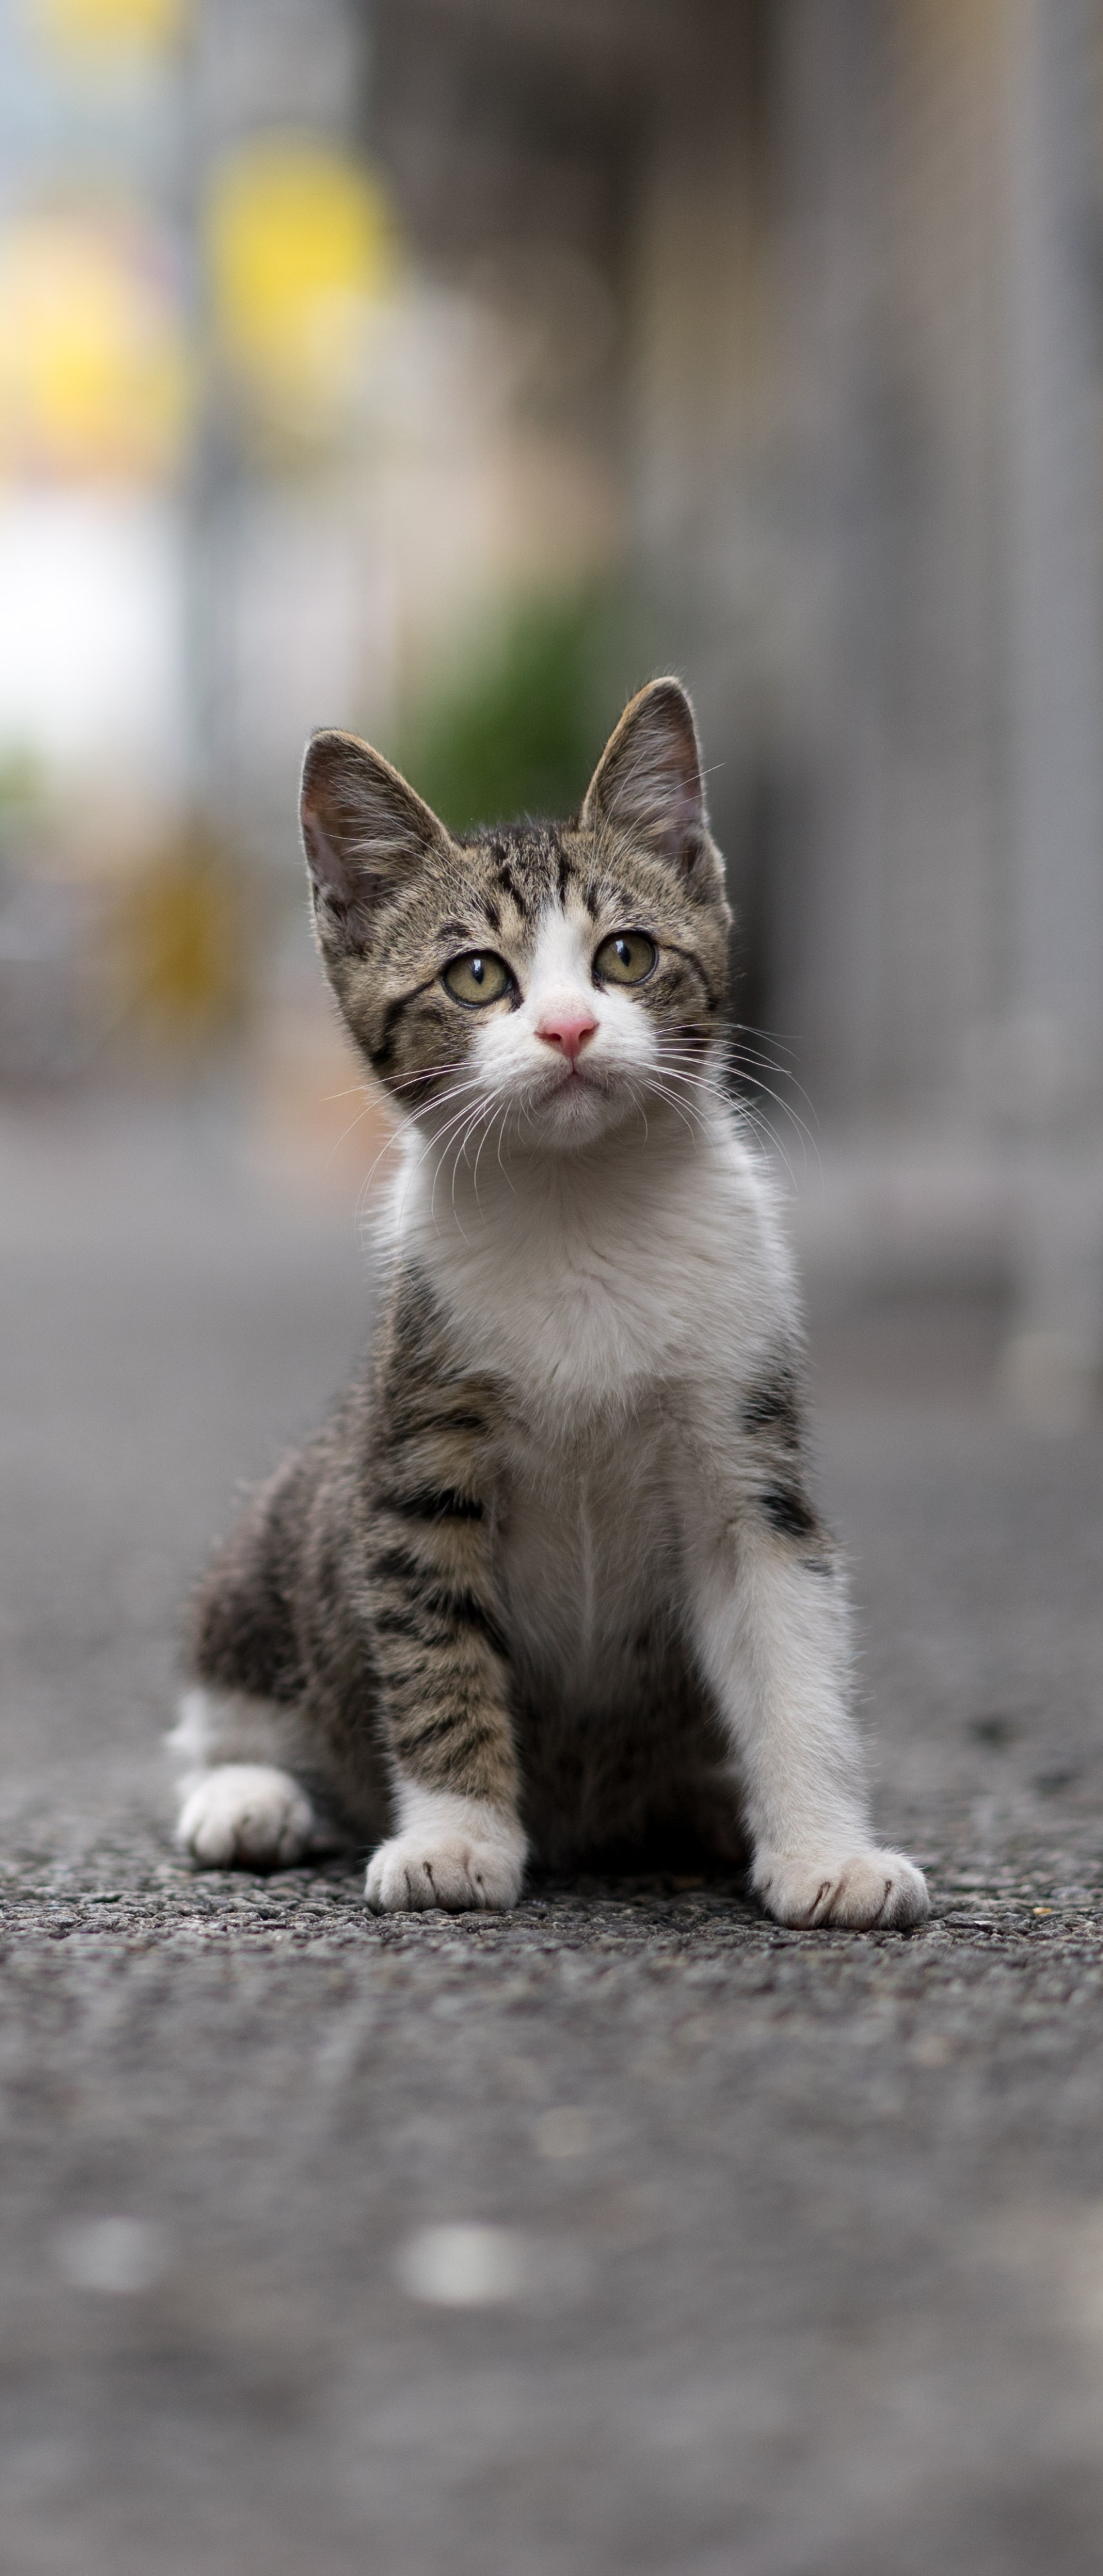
[390,1103,794,1422]
[383,1107,798,1700]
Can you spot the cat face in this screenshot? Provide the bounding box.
[299,679,731,1154]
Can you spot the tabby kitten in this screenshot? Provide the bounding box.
[172,679,928,1929]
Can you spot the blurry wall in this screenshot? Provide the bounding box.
[0,0,629,1099]
[368,0,1103,1126]
[2,0,1103,1389]
[366,0,1103,1401]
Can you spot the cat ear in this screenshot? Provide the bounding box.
[300,731,448,945]
[581,678,709,879]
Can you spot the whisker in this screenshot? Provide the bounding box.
[647,1057,810,1177]
[732,1097,803,1194]
[325,1090,383,1167]
[346,1057,496,1245]
[418,1086,498,1235]
[658,1035,821,1175]
[644,1078,709,1148]
[466,1092,492,1200]
[721,1023,821,1127]
[649,1057,729,1108]
[624,1077,649,1146]
[386,1083,484,1195]
[448,1098,496,1236]
[353,1118,410,1232]
[394,1084,492,1236]
[736,1077,821,1176]
[729,1017,804,1065]
[470,1095,506,1206]
[727,1047,821,1132]
[494,1101,517,1189]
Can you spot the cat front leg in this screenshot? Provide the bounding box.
[364,1555,526,1910]
[362,1309,525,1913]
[686,1489,928,1931]
[365,1784,525,1911]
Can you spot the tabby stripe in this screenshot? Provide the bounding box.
[379,1583,507,1656]
[421,1409,488,1437]
[371,974,441,1069]
[741,1373,801,1442]
[664,944,719,1011]
[372,1603,425,1641]
[435,1590,508,1654]
[370,1560,507,1657]
[390,1711,501,1764]
[374,1604,502,1662]
[385,1404,488,1441]
[760,1486,821,1542]
[368,1543,427,1589]
[379,1485,485,1523]
[495,861,527,912]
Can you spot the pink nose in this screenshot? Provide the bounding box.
[535,1007,598,1065]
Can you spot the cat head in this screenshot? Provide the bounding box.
[299,677,731,1155]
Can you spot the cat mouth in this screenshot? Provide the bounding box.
[537,1063,609,1106]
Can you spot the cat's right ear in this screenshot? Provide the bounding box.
[300,731,449,949]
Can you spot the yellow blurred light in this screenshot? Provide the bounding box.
[109,837,247,1051]
[28,0,185,62]
[0,213,190,480]
[205,136,395,437]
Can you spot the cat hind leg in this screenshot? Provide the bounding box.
[169,1686,337,1871]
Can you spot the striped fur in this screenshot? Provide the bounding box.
[176,681,929,1931]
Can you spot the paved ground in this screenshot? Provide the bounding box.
[3,1093,1103,2576]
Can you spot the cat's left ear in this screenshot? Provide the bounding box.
[581,678,717,893]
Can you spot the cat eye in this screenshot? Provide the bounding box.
[593,931,657,987]
[442,951,513,1007]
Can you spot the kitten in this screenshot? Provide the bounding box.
[172,679,929,1930]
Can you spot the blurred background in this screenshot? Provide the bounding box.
[5,21,1103,2572]
[3,0,1103,1415]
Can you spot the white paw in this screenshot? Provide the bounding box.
[176,1764,317,1870]
[365,1829,524,1914]
[753,1845,930,1931]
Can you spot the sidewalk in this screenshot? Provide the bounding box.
[2,1093,1102,2576]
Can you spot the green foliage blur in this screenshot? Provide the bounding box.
[394,588,637,835]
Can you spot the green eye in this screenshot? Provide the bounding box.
[442,951,513,1007]
[594,931,657,986]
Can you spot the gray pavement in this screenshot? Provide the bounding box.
[3,1094,1103,2576]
